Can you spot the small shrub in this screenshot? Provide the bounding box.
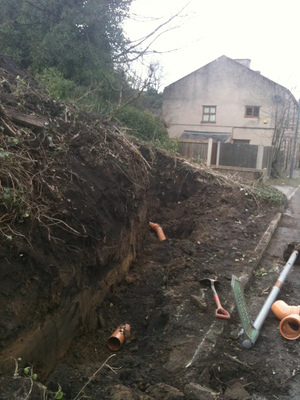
[117,106,177,153]
[36,68,109,114]
[253,185,286,205]
[118,106,167,141]
[157,137,179,154]
[37,68,75,101]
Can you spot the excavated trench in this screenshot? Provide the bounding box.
[0,54,206,385]
[0,149,200,378]
[41,156,284,399]
[0,54,286,399]
[0,145,284,399]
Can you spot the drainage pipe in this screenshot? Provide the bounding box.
[107,324,130,351]
[271,300,300,320]
[253,250,299,332]
[279,314,300,340]
[271,300,300,341]
[239,249,299,349]
[149,222,166,241]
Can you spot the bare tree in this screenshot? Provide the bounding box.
[106,61,164,119]
[118,2,194,64]
[105,2,195,118]
[269,91,298,177]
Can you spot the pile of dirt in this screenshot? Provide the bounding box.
[0,53,151,375]
[0,54,285,399]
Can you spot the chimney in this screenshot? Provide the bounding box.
[234,59,251,68]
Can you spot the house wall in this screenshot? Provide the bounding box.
[163,56,296,147]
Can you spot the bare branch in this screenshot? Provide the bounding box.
[73,354,117,400]
[116,2,193,62]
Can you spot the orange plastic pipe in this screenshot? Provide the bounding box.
[279,314,300,340]
[271,300,300,320]
[107,324,130,351]
[149,222,166,241]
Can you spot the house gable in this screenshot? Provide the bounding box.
[164,55,296,103]
[163,56,297,145]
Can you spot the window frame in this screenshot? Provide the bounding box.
[202,105,216,123]
[245,106,260,118]
[233,139,250,144]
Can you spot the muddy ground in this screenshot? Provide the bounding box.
[47,191,288,400]
[0,54,294,400]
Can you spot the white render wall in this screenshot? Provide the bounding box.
[163,56,295,146]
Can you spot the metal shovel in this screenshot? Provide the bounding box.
[200,278,230,319]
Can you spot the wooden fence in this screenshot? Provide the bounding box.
[178,140,208,161]
[178,139,274,178]
[218,143,258,168]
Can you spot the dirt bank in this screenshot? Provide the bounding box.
[0,53,151,376]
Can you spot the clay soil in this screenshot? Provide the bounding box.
[0,54,289,400]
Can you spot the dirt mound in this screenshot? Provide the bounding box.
[0,53,151,374]
[0,54,284,399]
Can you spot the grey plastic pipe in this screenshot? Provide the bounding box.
[242,249,299,348]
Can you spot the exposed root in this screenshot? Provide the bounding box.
[73,354,117,400]
[0,72,150,245]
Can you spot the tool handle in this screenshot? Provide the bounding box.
[214,294,230,319]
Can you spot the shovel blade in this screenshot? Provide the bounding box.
[231,275,259,348]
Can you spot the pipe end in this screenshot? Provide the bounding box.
[107,337,122,351]
[279,314,300,340]
[242,339,253,349]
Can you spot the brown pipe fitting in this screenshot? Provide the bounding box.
[271,300,300,320]
[107,324,130,351]
[149,222,166,241]
[279,314,300,340]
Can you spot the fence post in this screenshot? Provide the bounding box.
[256,145,264,169]
[207,138,213,167]
[216,141,221,166]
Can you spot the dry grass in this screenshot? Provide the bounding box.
[266,173,300,188]
[181,159,286,205]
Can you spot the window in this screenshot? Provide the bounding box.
[245,106,260,118]
[233,139,250,144]
[202,106,216,123]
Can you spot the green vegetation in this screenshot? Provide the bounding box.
[252,185,286,205]
[36,68,110,114]
[117,106,178,153]
[0,0,170,151]
[254,268,268,277]
[120,107,178,152]
[132,88,163,114]
[0,0,130,82]
[37,69,76,102]
[7,357,64,398]
[201,168,287,206]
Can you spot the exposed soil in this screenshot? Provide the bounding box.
[0,54,289,400]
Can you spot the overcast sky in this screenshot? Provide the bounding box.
[125,0,300,97]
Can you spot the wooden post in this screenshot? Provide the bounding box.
[256,145,264,170]
[216,141,221,166]
[207,138,213,167]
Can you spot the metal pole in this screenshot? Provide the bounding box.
[253,250,298,332]
[290,99,300,178]
[232,249,299,349]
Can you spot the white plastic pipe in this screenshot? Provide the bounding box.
[253,250,299,331]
